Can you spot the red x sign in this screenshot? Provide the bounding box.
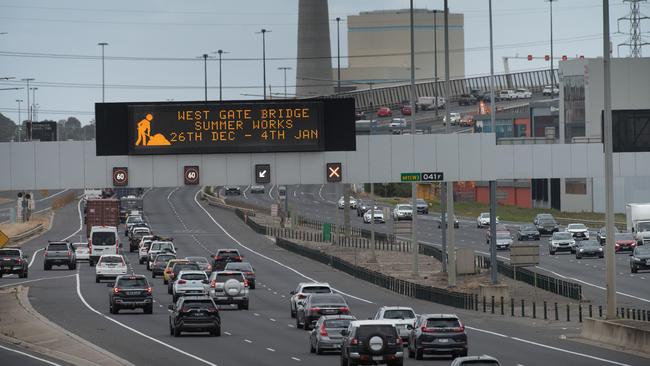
[326,163,342,182]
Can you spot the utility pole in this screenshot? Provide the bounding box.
[433,10,439,117]
[30,87,38,122]
[212,49,229,101]
[21,78,34,140]
[410,0,419,277]
[278,67,292,98]
[444,0,456,287]
[546,0,558,87]
[336,17,341,93]
[203,54,208,102]
[489,0,498,285]
[257,29,271,100]
[16,99,22,141]
[97,42,108,102]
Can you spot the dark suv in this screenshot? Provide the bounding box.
[407,313,467,360]
[341,320,404,366]
[356,200,371,217]
[108,275,153,314]
[0,248,29,278]
[211,249,242,271]
[169,296,221,337]
[457,94,477,106]
[296,293,350,331]
[44,241,76,270]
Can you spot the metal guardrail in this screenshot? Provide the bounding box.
[6,224,44,246]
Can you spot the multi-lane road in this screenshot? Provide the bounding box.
[2,187,644,365]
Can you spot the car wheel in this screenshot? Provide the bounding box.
[95,276,100,283]
[390,360,403,366]
[250,282,255,289]
[632,265,638,273]
[415,347,423,360]
[167,285,173,295]
[169,322,174,336]
[340,355,348,366]
[549,249,555,255]
[599,254,604,259]
[310,340,316,353]
[316,341,324,355]
[173,326,181,337]
[296,316,303,329]
[112,305,119,315]
[304,322,312,331]
[213,326,221,337]
[68,263,75,270]
[290,306,296,318]
[242,300,249,310]
[408,344,415,358]
[153,272,157,279]
[144,304,153,314]
[172,294,178,303]
[576,255,582,259]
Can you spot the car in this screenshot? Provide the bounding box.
[71,242,90,261]
[0,248,29,278]
[250,185,265,194]
[162,258,189,283]
[517,224,540,241]
[451,355,501,366]
[124,215,145,236]
[172,270,209,302]
[43,241,76,270]
[438,213,459,228]
[476,212,499,228]
[458,94,477,106]
[534,214,559,234]
[497,89,516,101]
[400,105,412,116]
[377,106,392,117]
[95,254,127,283]
[152,253,177,278]
[208,270,250,310]
[168,296,221,337]
[338,196,357,209]
[459,114,474,127]
[290,282,333,318]
[487,231,513,250]
[185,256,212,274]
[211,249,243,271]
[224,186,241,195]
[542,85,559,96]
[309,315,357,355]
[443,112,461,126]
[416,96,445,110]
[356,200,371,217]
[630,246,650,273]
[147,240,176,269]
[373,306,417,345]
[129,227,151,252]
[224,261,256,289]
[341,320,405,366]
[108,275,153,314]
[415,199,428,214]
[408,313,467,360]
[389,118,407,128]
[167,262,201,294]
[392,204,413,221]
[296,293,350,330]
[566,223,590,240]
[514,88,532,99]
[548,231,577,255]
[363,208,385,224]
[596,226,619,245]
[575,240,603,259]
[137,236,154,264]
[614,232,637,252]
[127,222,149,239]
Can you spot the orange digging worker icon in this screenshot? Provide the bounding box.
[135,114,153,146]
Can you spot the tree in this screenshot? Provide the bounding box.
[0,113,17,142]
[64,117,82,130]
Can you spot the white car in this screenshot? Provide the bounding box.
[389,118,407,128]
[476,212,500,228]
[208,270,250,310]
[392,204,413,221]
[542,85,559,96]
[497,89,516,100]
[372,306,417,345]
[514,88,532,99]
[172,270,209,302]
[72,242,90,261]
[289,282,333,318]
[95,254,127,283]
[443,112,461,126]
[566,223,589,240]
[337,196,357,209]
[147,241,176,269]
[138,236,154,264]
[250,185,265,194]
[548,231,577,255]
[363,209,385,224]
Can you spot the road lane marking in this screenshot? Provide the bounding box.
[193,189,373,304]
[268,184,275,200]
[244,339,252,343]
[0,344,63,366]
[224,331,231,335]
[291,357,301,362]
[270,318,276,322]
[266,348,275,352]
[36,189,69,202]
[29,248,44,268]
[243,185,249,200]
[0,274,76,288]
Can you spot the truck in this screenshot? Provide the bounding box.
[85,199,120,238]
[416,96,445,111]
[625,203,650,245]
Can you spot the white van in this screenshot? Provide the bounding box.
[89,226,119,266]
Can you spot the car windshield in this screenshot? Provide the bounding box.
[225,262,253,271]
[100,256,123,264]
[117,277,148,288]
[357,325,396,338]
[186,256,209,264]
[215,272,244,282]
[325,319,353,328]
[581,241,599,247]
[302,286,331,294]
[638,222,650,231]
[615,233,634,241]
[155,255,175,263]
[174,263,199,273]
[456,362,499,366]
[182,299,216,309]
[496,232,511,239]
[133,228,149,235]
[397,205,411,210]
[554,232,572,240]
[368,210,382,215]
[521,225,536,231]
[480,213,489,218]
[635,247,650,255]
[0,249,20,256]
[538,214,554,220]
[180,273,208,281]
[127,217,143,224]
[426,318,461,328]
[217,251,239,258]
[47,243,69,251]
[539,219,556,225]
[92,232,116,246]
[153,242,173,251]
[568,224,587,230]
[383,309,415,319]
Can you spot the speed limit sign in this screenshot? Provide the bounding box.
[112,167,129,186]
[184,166,200,185]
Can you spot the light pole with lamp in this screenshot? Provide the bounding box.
[278,67,292,98]
[545,0,558,87]
[97,42,108,102]
[30,87,38,122]
[336,17,341,93]
[21,78,34,140]
[256,29,271,100]
[212,49,229,101]
[16,99,22,141]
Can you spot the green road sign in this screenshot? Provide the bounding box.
[400,173,421,182]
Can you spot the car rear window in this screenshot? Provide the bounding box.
[186,256,209,264]
[383,310,415,319]
[182,300,216,309]
[155,255,175,263]
[47,243,69,251]
[174,263,199,273]
[117,277,148,288]
[92,232,116,246]
[100,256,123,264]
[325,319,352,328]
[302,286,331,294]
[357,325,397,338]
[181,273,208,281]
[0,249,20,256]
[217,251,239,258]
[426,318,460,328]
[456,362,499,366]
[225,262,253,271]
[215,273,244,282]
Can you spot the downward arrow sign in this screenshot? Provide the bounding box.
[259,170,267,178]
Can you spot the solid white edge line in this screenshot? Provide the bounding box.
[36,189,69,203]
[192,189,373,304]
[0,274,76,289]
[29,248,44,268]
[243,185,249,200]
[0,343,62,366]
[268,184,275,200]
[317,184,326,201]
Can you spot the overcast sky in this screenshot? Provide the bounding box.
[0,0,638,124]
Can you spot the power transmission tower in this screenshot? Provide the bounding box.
[617,0,650,57]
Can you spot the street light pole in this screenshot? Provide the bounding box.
[16,99,22,141]
[278,67,292,98]
[30,87,38,122]
[257,29,271,100]
[97,42,108,102]
[409,0,419,277]
[21,78,34,140]
[433,10,439,117]
[443,0,456,287]
[489,0,498,285]
[546,0,558,86]
[203,53,208,102]
[336,17,341,94]
[212,49,229,101]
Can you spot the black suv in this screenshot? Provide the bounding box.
[457,94,477,106]
[108,275,153,314]
[44,241,76,270]
[224,186,241,195]
[408,313,467,360]
[356,200,371,217]
[0,248,29,278]
[340,320,404,366]
[211,249,242,271]
[169,296,221,337]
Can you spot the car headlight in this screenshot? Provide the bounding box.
[579,249,584,252]
[598,247,603,251]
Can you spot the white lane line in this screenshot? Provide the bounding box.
[254,313,260,317]
[288,324,295,328]
[75,274,218,366]
[243,186,249,200]
[29,248,44,268]
[269,318,276,322]
[193,190,373,304]
[317,184,326,201]
[268,184,275,200]
[244,339,252,343]
[291,357,301,362]
[36,189,69,202]
[0,274,76,289]
[266,348,275,352]
[224,331,231,336]
[0,344,62,366]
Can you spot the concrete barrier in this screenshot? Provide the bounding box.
[582,317,650,355]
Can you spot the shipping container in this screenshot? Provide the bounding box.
[84,199,120,237]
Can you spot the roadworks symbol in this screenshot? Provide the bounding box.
[135,113,171,146]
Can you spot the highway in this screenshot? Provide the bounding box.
[1,188,644,365]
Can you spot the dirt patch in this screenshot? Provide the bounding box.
[0,212,52,239]
[0,197,12,205]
